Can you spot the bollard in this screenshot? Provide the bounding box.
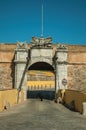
[83,102,86,115]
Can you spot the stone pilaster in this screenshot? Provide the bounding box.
[14,42,28,100]
[55,45,68,92]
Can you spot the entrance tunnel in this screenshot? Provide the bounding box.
[27,62,55,99]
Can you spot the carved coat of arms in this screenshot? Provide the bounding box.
[31,37,52,47]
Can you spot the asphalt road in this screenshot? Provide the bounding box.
[0,99,86,130]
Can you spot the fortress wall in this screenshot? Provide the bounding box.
[0,44,16,51]
[68,52,86,63]
[0,44,86,92]
[0,63,13,89]
[67,45,86,92]
[67,65,86,92]
[0,44,16,89]
[0,51,15,62]
[0,89,24,112]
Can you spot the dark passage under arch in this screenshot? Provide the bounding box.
[27,62,55,100]
[29,62,54,71]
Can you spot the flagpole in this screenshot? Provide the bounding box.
[41,0,44,37]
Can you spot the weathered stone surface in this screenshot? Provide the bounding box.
[0,52,15,62]
[0,63,14,89]
[0,44,16,51]
[83,102,86,115]
[68,52,86,63]
[68,45,86,51]
[0,47,15,89]
[68,65,86,92]
[0,43,86,94]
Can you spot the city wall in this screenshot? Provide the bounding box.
[0,89,24,112]
[0,44,86,92]
[68,45,86,92]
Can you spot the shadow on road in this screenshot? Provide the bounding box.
[27,90,55,100]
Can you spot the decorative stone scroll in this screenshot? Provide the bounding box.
[16,41,27,49]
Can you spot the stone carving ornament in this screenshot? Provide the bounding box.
[31,36,52,46]
[16,41,27,49]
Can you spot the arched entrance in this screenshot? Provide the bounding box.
[14,38,68,101]
[27,62,55,99]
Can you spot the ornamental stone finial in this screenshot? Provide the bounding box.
[57,44,68,50]
[16,41,27,49]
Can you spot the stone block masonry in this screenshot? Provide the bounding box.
[68,65,86,92]
[0,44,16,89]
[0,63,13,89]
[0,43,86,94]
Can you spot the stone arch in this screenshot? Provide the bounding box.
[28,61,54,70]
[27,61,55,91]
[28,58,53,69]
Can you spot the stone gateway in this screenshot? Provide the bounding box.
[0,37,86,100]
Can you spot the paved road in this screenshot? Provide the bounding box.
[0,99,86,130]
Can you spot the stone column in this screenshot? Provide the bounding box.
[55,45,68,93]
[14,42,28,100]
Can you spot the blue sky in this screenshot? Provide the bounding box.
[0,0,86,44]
